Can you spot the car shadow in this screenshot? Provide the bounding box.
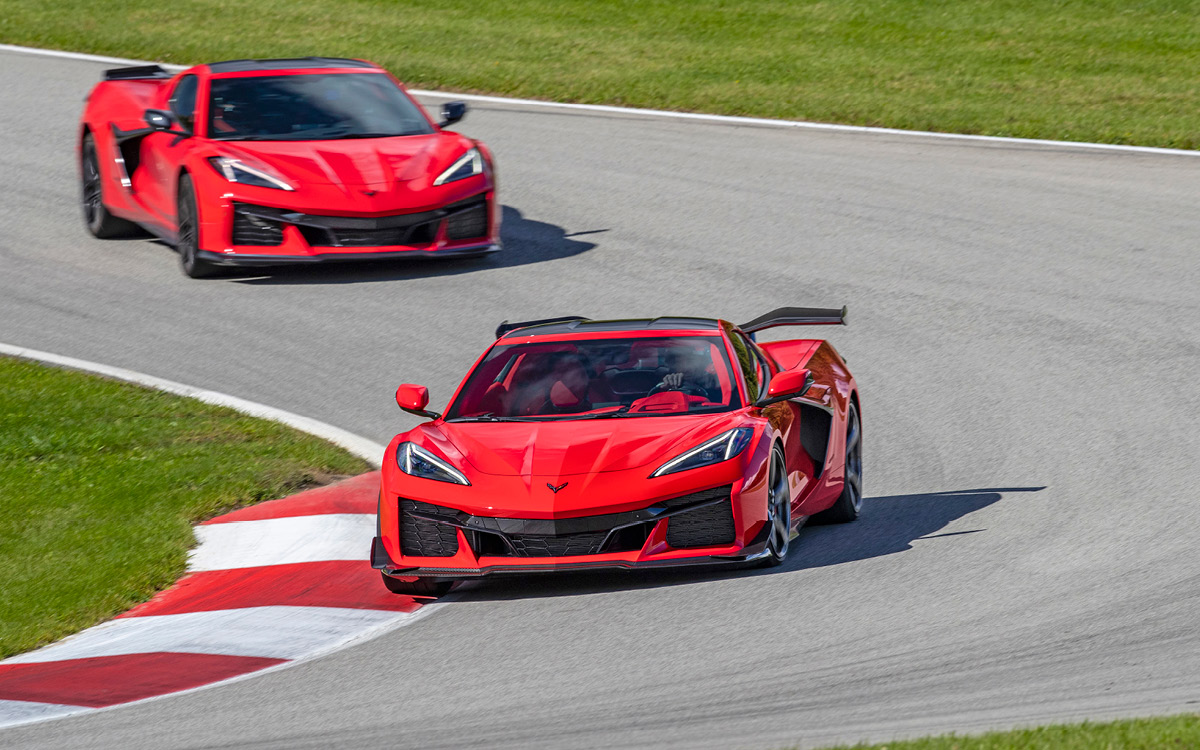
[225,205,598,285]
[452,486,1046,601]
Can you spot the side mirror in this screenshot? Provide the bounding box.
[757,369,814,407]
[396,384,442,420]
[144,109,190,137]
[438,101,467,128]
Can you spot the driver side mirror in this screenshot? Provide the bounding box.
[757,368,814,407]
[438,101,467,128]
[396,384,442,420]
[144,109,190,137]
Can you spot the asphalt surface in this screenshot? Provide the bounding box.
[2,48,1199,749]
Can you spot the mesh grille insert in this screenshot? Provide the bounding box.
[399,499,460,557]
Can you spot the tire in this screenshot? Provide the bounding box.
[380,572,454,598]
[80,134,138,238]
[176,174,220,278]
[761,445,791,567]
[812,401,862,524]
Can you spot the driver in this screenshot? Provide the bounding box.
[656,345,719,401]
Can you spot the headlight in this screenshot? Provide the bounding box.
[207,156,294,191]
[433,147,483,186]
[397,442,470,485]
[650,427,754,478]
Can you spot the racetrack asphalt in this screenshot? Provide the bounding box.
[2,48,1199,749]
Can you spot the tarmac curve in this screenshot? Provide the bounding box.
[1,47,1199,749]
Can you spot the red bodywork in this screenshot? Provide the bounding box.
[372,315,859,580]
[79,58,498,267]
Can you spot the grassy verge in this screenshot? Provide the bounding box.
[2,0,1199,149]
[0,356,370,659]
[811,713,1200,749]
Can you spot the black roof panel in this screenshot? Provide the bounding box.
[500,317,720,338]
[207,58,375,73]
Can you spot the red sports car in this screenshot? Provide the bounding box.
[372,308,862,596]
[79,58,499,277]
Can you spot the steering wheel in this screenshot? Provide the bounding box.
[648,381,708,398]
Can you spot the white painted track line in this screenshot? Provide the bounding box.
[3,607,409,664]
[0,701,91,726]
[2,42,1196,157]
[189,514,375,571]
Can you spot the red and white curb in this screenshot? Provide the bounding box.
[0,345,426,730]
[0,471,435,729]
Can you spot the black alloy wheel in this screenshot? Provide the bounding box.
[176,175,219,278]
[80,134,136,238]
[380,572,454,598]
[812,401,863,524]
[762,446,791,566]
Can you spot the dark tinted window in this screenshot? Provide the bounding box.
[169,74,199,128]
[207,73,433,140]
[724,324,762,403]
[446,337,741,421]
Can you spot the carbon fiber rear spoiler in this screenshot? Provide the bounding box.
[496,316,590,338]
[739,306,847,334]
[103,65,172,81]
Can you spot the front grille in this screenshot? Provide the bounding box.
[445,201,488,240]
[300,222,438,248]
[399,499,459,557]
[232,204,283,245]
[507,530,610,557]
[666,489,736,548]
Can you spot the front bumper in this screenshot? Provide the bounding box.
[197,242,499,267]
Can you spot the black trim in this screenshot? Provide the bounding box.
[496,316,591,339]
[103,65,171,81]
[378,553,759,578]
[196,243,498,267]
[207,57,374,73]
[739,306,847,333]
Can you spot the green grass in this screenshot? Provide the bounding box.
[810,713,1200,749]
[0,356,370,659]
[2,0,1199,148]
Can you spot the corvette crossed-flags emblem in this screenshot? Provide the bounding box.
[547,482,568,493]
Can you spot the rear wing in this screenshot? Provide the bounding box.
[103,65,172,81]
[739,306,847,334]
[496,316,590,338]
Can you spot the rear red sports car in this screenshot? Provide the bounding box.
[79,57,498,277]
[372,308,862,596]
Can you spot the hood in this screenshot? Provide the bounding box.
[215,132,472,189]
[429,414,747,478]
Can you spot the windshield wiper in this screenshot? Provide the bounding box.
[446,413,539,423]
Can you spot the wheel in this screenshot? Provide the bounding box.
[80,134,138,238]
[761,445,791,566]
[812,401,862,524]
[380,572,454,598]
[176,175,220,278]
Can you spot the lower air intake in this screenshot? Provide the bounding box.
[666,494,736,548]
[445,201,488,240]
[399,499,459,557]
[231,204,283,245]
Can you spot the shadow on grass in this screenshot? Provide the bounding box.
[220,205,597,285]
[454,486,1045,601]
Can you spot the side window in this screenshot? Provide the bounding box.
[723,324,761,403]
[169,75,199,130]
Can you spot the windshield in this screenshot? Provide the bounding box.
[208,73,434,140]
[445,336,741,421]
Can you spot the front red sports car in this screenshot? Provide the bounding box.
[372,310,861,597]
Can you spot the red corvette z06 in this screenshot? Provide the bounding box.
[372,308,862,596]
[79,58,499,277]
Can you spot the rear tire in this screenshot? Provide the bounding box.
[812,401,862,524]
[80,134,138,238]
[176,175,220,278]
[380,572,454,598]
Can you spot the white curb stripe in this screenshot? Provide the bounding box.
[0,701,92,726]
[0,343,385,466]
[189,514,375,571]
[3,607,408,665]
[2,42,1196,157]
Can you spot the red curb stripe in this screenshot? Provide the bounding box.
[119,561,421,618]
[202,471,381,525]
[0,653,286,707]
